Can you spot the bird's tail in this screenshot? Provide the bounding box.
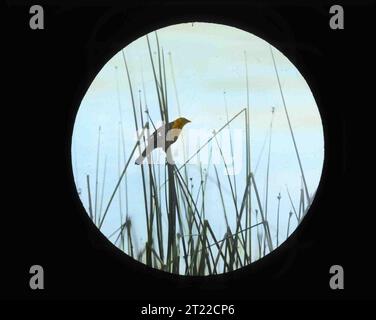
[135,149,146,165]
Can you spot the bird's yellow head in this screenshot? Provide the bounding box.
[172,117,191,129]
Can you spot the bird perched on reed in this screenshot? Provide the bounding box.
[135,117,191,165]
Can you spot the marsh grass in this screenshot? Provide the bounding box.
[78,32,313,275]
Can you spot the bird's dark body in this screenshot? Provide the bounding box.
[135,117,190,165]
[141,121,176,157]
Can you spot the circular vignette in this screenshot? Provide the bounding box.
[71,21,324,277]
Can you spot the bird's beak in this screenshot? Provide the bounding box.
[187,119,191,123]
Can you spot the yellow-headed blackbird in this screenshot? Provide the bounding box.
[135,117,191,165]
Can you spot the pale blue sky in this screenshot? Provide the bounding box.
[72,22,324,265]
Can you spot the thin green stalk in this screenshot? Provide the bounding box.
[263,107,275,255]
[285,185,299,222]
[255,210,262,259]
[287,211,293,238]
[122,51,151,265]
[94,126,101,224]
[146,35,164,121]
[251,173,273,252]
[213,135,246,250]
[223,90,237,200]
[86,174,93,221]
[214,165,229,229]
[298,180,304,221]
[98,125,147,229]
[98,155,107,225]
[244,51,252,263]
[178,108,246,171]
[175,187,190,274]
[276,192,281,247]
[117,124,124,247]
[270,45,310,203]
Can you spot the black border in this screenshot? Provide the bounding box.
[3,0,376,301]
